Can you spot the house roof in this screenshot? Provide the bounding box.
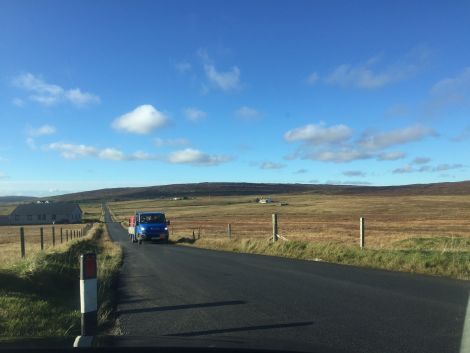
[11,202,82,215]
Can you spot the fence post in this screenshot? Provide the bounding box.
[60,228,63,243]
[360,217,365,249]
[52,227,56,247]
[20,227,25,258]
[192,230,195,240]
[79,253,97,336]
[272,213,278,242]
[66,230,69,242]
[40,227,44,251]
[227,224,232,238]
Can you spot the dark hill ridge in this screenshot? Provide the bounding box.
[42,180,470,202]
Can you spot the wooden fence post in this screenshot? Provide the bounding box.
[52,227,56,247]
[66,230,69,242]
[60,228,63,243]
[40,227,44,250]
[360,217,365,249]
[227,224,232,238]
[272,213,278,242]
[20,227,25,258]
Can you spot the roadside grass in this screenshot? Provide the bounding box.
[0,223,122,336]
[0,224,87,269]
[175,236,470,280]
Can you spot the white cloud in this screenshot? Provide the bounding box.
[204,64,241,91]
[259,162,286,170]
[325,48,429,89]
[112,105,169,134]
[358,125,436,150]
[65,89,100,106]
[184,107,207,122]
[307,72,319,85]
[412,157,430,165]
[27,124,56,137]
[342,170,366,177]
[306,149,372,163]
[434,163,463,172]
[155,137,189,147]
[26,137,36,150]
[235,106,262,121]
[393,165,413,174]
[452,127,470,142]
[98,148,125,161]
[175,61,192,73]
[47,142,97,159]
[168,148,231,166]
[284,123,352,145]
[46,142,162,161]
[377,151,406,161]
[13,73,100,107]
[431,67,470,97]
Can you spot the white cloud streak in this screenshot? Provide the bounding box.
[284,123,352,145]
[204,64,241,91]
[358,125,436,150]
[168,148,231,166]
[259,162,286,170]
[13,73,100,107]
[155,138,189,147]
[184,107,207,122]
[235,106,262,121]
[112,105,169,134]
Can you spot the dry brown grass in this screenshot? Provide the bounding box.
[0,224,90,268]
[108,194,470,251]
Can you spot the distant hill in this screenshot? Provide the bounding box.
[44,180,470,202]
[0,196,38,203]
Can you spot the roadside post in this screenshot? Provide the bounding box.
[360,217,365,249]
[79,253,97,336]
[60,228,63,244]
[40,227,44,250]
[52,227,56,247]
[20,227,25,258]
[228,224,232,238]
[272,213,278,242]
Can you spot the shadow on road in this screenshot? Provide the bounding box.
[166,321,314,337]
[118,300,247,315]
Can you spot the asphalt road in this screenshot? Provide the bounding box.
[105,206,470,353]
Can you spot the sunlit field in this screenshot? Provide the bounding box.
[108,194,470,251]
[0,203,101,268]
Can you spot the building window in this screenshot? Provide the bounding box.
[27,215,32,221]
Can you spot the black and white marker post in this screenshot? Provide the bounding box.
[80,253,97,335]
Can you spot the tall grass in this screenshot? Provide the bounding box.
[0,224,122,336]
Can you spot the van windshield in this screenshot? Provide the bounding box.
[139,214,166,224]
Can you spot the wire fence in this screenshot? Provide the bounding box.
[0,223,94,263]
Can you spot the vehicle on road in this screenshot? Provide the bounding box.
[128,212,170,244]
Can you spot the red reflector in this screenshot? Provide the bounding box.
[83,255,97,279]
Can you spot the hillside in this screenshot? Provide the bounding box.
[43,180,470,202]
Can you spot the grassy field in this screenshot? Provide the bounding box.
[108,194,470,250]
[0,223,122,336]
[108,193,470,279]
[0,203,103,267]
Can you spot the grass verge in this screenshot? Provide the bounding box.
[0,223,122,337]
[176,236,470,280]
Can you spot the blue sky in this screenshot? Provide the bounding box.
[0,0,469,196]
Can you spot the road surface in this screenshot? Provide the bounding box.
[105,206,470,353]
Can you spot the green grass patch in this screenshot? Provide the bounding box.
[0,224,122,337]
[177,237,470,280]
